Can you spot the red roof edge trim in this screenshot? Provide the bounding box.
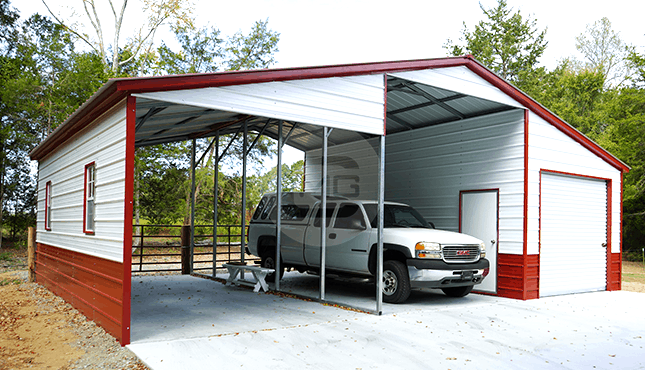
[114,57,472,94]
[29,84,127,161]
[29,57,471,161]
[463,58,629,173]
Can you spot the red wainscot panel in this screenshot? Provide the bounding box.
[496,254,539,300]
[35,243,124,343]
[607,253,622,291]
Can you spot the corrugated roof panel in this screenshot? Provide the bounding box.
[134,74,385,138]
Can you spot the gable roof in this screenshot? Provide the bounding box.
[29,55,629,173]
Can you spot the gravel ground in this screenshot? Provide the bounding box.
[0,268,149,370]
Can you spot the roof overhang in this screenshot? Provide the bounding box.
[28,56,629,173]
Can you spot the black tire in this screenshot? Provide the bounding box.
[382,260,411,304]
[261,251,284,283]
[442,285,473,297]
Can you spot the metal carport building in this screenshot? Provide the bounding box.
[29,56,629,345]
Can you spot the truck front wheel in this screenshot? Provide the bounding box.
[382,260,411,303]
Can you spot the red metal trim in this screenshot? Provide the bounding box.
[30,56,629,174]
[463,60,629,173]
[540,169,612,182]
[45,181,52,231]
[619,172,623,289]
[458,189,500,295]
[36,248,123,284]
[523,110,529,300]
[539,169,613,295]
[35,266,121,325]
[34,243,124,342]
[121,95,136,346]
[83,162,96,234]
[35,256,122,306]
[606,179,612,289]
[115,57,471,94]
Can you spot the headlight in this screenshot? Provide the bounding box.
[415,242,441,259]
[479,242,486,258]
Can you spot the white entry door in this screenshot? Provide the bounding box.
[461,190,498,293]
[540,173,608,297]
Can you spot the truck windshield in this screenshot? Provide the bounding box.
[363,204,431,229]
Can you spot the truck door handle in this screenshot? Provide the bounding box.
[329,233,337,239]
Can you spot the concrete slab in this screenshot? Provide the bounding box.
[128,274,645,369]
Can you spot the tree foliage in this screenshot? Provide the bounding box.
[574,17,633,88]
[444,0,547,89]
[42,0,194,74]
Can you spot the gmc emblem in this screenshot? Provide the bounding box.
[456,250,470,256]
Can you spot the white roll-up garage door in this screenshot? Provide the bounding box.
[540,173,608,297]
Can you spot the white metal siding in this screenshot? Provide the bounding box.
[540,173,607,297]
[385,110,525,255]
[305,138,380,200]
[305,109,526,255]
[36,103,127,262]
[390,67,525,110]
[527,112,622,254]
[134,75,386,136]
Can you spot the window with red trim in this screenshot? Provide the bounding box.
[84,163,96,234]
[45,181,52,230]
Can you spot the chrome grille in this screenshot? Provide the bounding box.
[442,245,480,263]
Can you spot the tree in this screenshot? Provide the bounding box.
[225,19,279,71]
[444,0,547,89]
[574,17,632,88]
[593,49,645,258]
[1,3,109,246]
[42,0,194,74]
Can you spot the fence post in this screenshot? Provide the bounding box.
[28,227,36,282]
[181,225,191,275]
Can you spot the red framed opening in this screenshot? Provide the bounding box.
[45,181,52,231]
[538,169,613,296]
[83,162,97,234]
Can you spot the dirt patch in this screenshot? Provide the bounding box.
[0,270,149,370]
[622,261,645,293]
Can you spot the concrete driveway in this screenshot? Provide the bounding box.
[127,273,645,369]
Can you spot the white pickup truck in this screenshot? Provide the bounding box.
[247,192,489,303]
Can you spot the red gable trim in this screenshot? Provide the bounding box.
[461,58,629,173]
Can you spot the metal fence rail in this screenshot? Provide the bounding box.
[131,224,259,274]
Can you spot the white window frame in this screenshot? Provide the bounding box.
[84,162,96,234]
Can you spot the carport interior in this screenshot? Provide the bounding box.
[130,73,519,315]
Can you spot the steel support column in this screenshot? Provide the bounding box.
[276,121,283,291]
[241,122,247,267]
[212,133,219,277]
[320,127,330,300]
[376,135,385,314]
[190,138,197,274]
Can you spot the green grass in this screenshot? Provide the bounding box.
[0,252,13,262]
[0,278,22,286]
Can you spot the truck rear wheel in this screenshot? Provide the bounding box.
[261,251,284,283]
[382,260,411,304]
[441,285,473,297]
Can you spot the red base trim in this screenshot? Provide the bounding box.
[35,243,125,344]
[607,253,622,291]
[497,254,539,300]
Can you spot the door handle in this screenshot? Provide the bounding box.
[329,233,337,239]
[602,243,607,248]
[491,240,496,245]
